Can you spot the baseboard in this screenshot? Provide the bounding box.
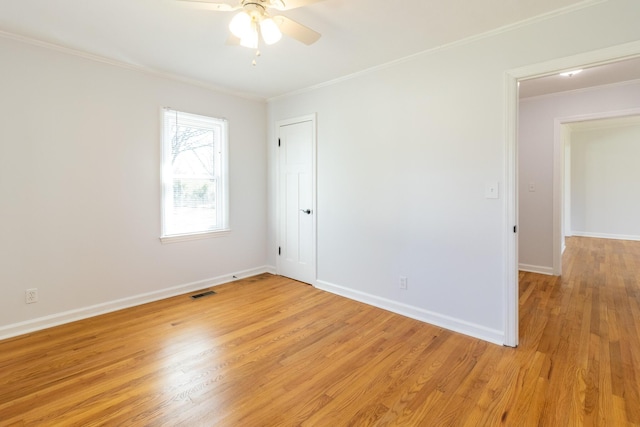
[0,266,273,341]
[570,231,640,241]
[518,264,554,275]
[315,280,504,346]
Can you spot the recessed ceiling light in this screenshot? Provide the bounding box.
[560,69,583,77]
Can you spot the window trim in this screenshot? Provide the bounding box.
[160,229,231,244]
[159,107,230,242]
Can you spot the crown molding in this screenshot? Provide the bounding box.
[268,0,606,102]
[0,29,266,102]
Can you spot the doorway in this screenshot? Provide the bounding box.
[504,41,640,347]
[560,114,640,241]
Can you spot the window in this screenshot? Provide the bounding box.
[161,108,228,241]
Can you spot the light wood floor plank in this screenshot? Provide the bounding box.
[1,236,639,426]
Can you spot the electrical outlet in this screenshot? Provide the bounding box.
[399,276,408,290]
[25,288,38,304]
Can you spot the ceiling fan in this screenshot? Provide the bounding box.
[179,0,323,49]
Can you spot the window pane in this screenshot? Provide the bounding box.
[170,178,217,234]
[172,128,215,178]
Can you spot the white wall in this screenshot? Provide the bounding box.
[268,0,640,344]
[519,81,640,272]
[570,120,640,239]
[0,36,268,338]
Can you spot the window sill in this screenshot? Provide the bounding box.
[160,229,231,244]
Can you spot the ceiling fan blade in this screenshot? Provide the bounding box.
[176,0,239,12]
[271,0,325,11]
[225,34,241,46]
[273,15,321,45]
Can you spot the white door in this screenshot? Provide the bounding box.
[278,116,316,284]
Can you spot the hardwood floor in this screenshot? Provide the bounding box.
[1,236,639,426]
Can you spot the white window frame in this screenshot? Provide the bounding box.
[160,108,229,243]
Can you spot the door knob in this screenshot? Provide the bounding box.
[299,209,312,215]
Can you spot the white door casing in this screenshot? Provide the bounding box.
[277,115,317,284]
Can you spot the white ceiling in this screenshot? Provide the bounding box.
[519,56,640,99]
[0,0,609,99]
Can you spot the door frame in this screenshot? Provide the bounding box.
[275,113,318,285]
[504,40,640,347]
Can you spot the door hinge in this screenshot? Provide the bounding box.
[278,138,281,147]
[278,246,281,255]
[513,226,517,233]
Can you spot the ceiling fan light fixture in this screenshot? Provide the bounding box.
[239,22,259,49]
[181,0,323,54]
[260,18,282,45]
[229,11,252,39]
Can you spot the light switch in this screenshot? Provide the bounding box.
[485,181,499,199]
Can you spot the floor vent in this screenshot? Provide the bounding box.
[191,290,216,300]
